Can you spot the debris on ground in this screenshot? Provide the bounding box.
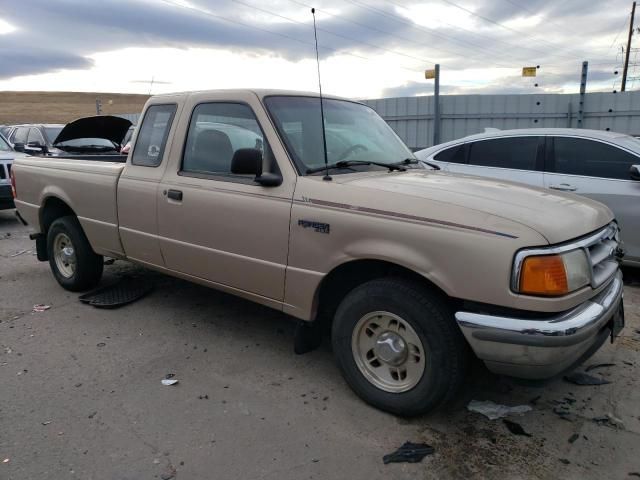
[2,458,9,464]
[78,277,153,309]
[585,363,616,372]
[628,472,640,478]
[559,458,571,465]
[503,419,532,437]
[564,372,611,386]
[568,433,579,443]
[467,400,532,420]
[10,249,29,257]
[32,304,51,312]
[162,373,178,386]
[41,421,51,426]
[382,441,435,464]
[593,413,625,429]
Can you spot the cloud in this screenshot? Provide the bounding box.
[0,0,631,95]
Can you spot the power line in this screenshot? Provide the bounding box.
[382,0,554,61]
[230,0,440,65]
[288,0,521,68]
[156,0,423,74]
[437,0,588,60]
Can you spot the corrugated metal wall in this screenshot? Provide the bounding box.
[363,91,640,150]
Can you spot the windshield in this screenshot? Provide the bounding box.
[264,96,414,174]
[55,137,117,149]
[0,135,11,152]
[44,127,63,143]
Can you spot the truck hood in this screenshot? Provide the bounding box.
[53,115,132,146]
[337,170,613,244]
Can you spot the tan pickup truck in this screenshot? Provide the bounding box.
[12,89,625,416]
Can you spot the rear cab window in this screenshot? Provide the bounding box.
[131,104,177,167]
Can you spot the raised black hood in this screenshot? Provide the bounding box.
[53,115,132,146]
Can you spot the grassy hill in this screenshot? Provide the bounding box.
[0,91,150,125]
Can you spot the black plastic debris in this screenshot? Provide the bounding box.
[568,433,579,443]
[383,442,435,464]
[564,372,611,386]
[559,458,571,465]
[503,419,532,437]
[585,363,616,372]
[78,277,153,309]
[628,472,640,478]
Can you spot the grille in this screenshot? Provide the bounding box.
[585,223,620,288]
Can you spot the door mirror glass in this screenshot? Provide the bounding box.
[631,164,640,181]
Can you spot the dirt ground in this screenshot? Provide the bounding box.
[1,209,639,480]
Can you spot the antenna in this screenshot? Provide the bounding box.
[311,8,331,181]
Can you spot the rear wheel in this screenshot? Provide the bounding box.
[332,277,468,416]
[47,216,103,291]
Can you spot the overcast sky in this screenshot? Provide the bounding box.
[0,0,635,99]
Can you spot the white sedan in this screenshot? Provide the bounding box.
[416,128,640,266]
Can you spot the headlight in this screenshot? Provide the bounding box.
[516,249,591,296]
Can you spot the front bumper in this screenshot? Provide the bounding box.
[0,184,14,210]
[455,271,623,379]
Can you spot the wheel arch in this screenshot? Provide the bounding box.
[40,196,77,236]
[311,258,455,328]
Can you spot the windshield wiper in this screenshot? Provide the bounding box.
[306,160,406,174]
[397,157,441,170]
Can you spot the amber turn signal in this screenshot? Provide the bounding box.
[519,254,569,296]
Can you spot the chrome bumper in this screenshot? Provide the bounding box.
[455,271,623,379]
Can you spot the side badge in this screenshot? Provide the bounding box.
[298,219,330,234]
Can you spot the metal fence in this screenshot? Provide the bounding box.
[363,91,640,151]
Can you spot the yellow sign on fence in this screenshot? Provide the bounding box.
[522,67,537,77]
[425,69,436,79]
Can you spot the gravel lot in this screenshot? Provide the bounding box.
[1,209,640,480]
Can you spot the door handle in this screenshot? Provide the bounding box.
[167,189,183,201]
[549,183,577,192]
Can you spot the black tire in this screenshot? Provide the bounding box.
[47,216,103,292]
[332,277,468,416]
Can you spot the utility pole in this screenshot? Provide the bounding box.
[433,64,441,145]
[622,0,636,91]
[95,99,102,115]
[577,61,588,128]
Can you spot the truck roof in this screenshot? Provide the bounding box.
[150,88,352,102]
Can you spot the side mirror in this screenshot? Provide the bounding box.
[631,164,640,181]
[24,143,46,154]
[231,148,282,187]
[13,142,25,152]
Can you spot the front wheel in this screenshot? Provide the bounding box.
[332,278,468,416]
[47,216,103,291]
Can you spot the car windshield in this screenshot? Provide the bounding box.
[55,137,118,149]
[0,135,11,152]
[44,127,64,143]
[264,96,414,174]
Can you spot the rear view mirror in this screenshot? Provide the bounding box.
[631,165,640,181]
[231,148,282,187]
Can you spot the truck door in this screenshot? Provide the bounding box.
[156,93,294,302]
[117,103,179,266]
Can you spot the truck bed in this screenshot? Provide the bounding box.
[12,156,126,258]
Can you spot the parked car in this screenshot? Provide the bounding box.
[44,115,131,159]
[7,123,64,154]
[11,90,624,416]
[416,128,640,266]
[0,133,26,210]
